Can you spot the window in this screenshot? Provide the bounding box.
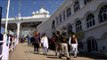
[74,1,80,12]
[99,5,107,23]
[84,0,92,5]
[63,11,66,20]
[56,17,58,25]
[59,14,62,23]
[87,37,98,52]
[67,24,72,33]
[86,13,95,28]
[75,20,82,32]
[52,20,55,29]
[66,8,71,17]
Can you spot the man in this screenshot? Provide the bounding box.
[41,33,49,55]
[26,35,30,46]
[69,32,78,58]
[59,30,70,60]
[33,32,40,54]
[54,30,62,57]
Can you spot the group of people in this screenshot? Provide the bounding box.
[30,32,49,55]
[9,35,17,50]
[25,30,78,60]
[50,30,78,60]
[0,33,18,52]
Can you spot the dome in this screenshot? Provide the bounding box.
[36,11,39,13]
[32,11,35,15]
[46,11,49,14]
[39,8,47,13]
[32,8,50,17]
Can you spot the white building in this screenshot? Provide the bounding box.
[37,0,107,53]
[2,8,50,36]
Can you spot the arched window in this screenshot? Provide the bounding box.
[67,24,72,33]
[59,14,62,23]
[74,0,80,12]
[101,32,107,40]
[84,0,92,5]
[63,11,66,20]
[56,17,58,25]
[75,20,82,32]
[87,37,98,52]
[86,13,95,28]
[66,8,71,17]
[52,20,55,29]
[99,5,107,23]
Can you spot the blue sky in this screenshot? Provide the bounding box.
[0,0,64,18]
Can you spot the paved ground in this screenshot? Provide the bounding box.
[9,43,106,60]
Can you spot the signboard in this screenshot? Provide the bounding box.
[0,7,2,33]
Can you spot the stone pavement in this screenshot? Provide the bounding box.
[9,43,106,60]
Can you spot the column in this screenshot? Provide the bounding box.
[16,22,21,45]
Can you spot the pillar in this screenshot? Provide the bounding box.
[16,22,21,45]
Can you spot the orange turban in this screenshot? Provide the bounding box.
[35,32,38,36]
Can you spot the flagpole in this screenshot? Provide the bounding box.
[5,0,10,34]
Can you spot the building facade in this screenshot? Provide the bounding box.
[37,0,107,53]
[2,8,50,36]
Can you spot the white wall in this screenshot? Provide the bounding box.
[37,0,107,52]
[37,19,52,38]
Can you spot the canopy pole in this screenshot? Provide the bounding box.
[2,0,10,60]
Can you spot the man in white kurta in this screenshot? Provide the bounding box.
[41,34,49,55]
[69,34,78,58]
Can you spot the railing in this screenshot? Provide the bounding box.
[0,41,3,59]
[0,36,18,60]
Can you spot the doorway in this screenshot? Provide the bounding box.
[87,37,98,52]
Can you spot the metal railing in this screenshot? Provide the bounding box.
[0,41,3,59]
[0,36,18,60]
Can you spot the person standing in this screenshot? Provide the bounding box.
[26,35,30,46]
[69,33,78,58]
[41,33,49,55]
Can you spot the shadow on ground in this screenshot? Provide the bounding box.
[77,53,107,60]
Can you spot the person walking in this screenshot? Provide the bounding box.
[69,32,78,58]
[54,30,62,58]
[33,32,40,54]
[41,33,49,55]
[59,30,70,60]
